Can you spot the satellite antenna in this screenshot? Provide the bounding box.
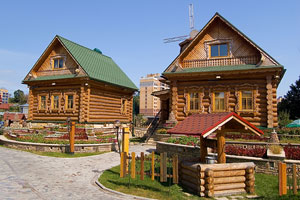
[163,4,196,43]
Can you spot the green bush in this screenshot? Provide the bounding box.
[0,129,3,135]
[166,136,199,146]
[156,128,167,134]
[278,110,292,128]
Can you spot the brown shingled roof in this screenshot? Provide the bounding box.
[167,112,263,137]
[3,113,26,121]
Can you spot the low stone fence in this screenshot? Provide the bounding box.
[156,141,300,175]
[0,135,116,153]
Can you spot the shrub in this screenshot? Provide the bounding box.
[225,144,266,158]
[156,129,167,134]
[278,110,292,128]
[284,145,300,160]
[269,145,283,154]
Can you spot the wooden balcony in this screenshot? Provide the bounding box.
[181,56,260,68]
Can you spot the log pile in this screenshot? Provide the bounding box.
[179,162,255,197]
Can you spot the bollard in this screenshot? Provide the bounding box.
[69,121,75,154]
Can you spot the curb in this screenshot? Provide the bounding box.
[95,171,156,200]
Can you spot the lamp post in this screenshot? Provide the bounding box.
[114,120,121,155]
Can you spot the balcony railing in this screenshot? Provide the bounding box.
[182,56,260,68]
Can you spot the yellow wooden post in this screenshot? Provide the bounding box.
[151,152,155,181]
[293,164,297,195]
[200,136,208,163]
[131,152,136,179]
[120,152,125,178]
[69,121,75,154]
[122,127,130,154]
[279,162,287,196]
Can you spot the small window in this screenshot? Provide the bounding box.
[189,92,199,111]
[53,58,64,69]
[66,95,74,110]
[39,96,46,110]
[214,92,225,111]
[241,91,253,110]
[210,44,228,57]
[52,95,59,110]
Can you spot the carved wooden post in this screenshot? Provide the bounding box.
[293,164,297,195]
[69,121,75,154]
[200,136,208,163]
[245,166,255,194]
[217,132,226,163]
[131,152,136,179]
[279,162,287,196]
[204,168,214,197]
[172,154,178,184]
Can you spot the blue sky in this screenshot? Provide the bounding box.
[0,0,299,97]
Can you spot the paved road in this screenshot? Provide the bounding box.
[0,145,155,200]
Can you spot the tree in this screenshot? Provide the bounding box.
[12,89,27,104]
[278,76,300,120]
[133,94,140,116]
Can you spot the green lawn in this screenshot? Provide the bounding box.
[99,165,300,200]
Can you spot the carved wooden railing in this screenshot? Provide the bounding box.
[145,109,161,143]
[182,56,260,68]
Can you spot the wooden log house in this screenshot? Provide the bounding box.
[23,35,138,125]
[156,13,285,128]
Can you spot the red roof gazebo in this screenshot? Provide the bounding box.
[167,112,263,163]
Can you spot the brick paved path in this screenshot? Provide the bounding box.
[0,145,154,200]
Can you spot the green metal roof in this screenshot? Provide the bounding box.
[57,36,137,90]
[24,36,138,90]
[163,65,284,75]
[28,74,83,81]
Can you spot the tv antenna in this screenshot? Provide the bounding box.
[163,4,196,43]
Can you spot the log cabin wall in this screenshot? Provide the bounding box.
[167,75,278,128]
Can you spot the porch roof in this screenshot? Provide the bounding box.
[167,112,263,138]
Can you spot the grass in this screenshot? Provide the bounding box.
[129,137,146,143]
[269,145,283,154]
[0,144,108,158]
[99,165,300,200]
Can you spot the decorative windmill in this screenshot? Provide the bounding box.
[163,4,198,43]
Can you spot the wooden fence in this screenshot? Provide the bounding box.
[120,151,178,184]
[278,162,299,196]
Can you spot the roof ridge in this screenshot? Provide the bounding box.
[56,35,112,59]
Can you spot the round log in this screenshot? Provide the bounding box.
[214,188,246,196]
[205,177,214,184]
[246,187,255,194]
[214,176,246,184]
[180,174,205,185]
[204,190,214,198]
[181,179,205,192]
[198,162,255,172]
[245,181,255,187]
[214,183,245,191]
[213,170,245,178]
[246,174,255,180]
[205,168,213,177]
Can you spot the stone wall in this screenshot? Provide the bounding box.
[156,141,300,175]
[0,135,116,153]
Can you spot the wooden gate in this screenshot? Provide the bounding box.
[120,151,178,184]
[278,162,299,196]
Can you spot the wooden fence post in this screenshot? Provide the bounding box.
[131,152,136,179]
[160,152,167,182]
[140,152,144,180]
[279,162,287,196]
[69,121,75,154]
[293,164,297,195]
[151,152,155,181]
[173,154,178,184]
[120,152,125,178]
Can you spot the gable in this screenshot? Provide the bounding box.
[23,38,87,81]
[164,13,281,73]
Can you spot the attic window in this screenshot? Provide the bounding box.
[53,58,64,69]
[210,43,228,57]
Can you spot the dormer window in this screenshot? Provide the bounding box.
[51,55,66,69]
[53,58,64,69]
[210,43,229,58]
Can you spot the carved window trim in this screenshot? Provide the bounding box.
[38,93,48,113]
[208,86,230,113]
[64,92,76,113]
[204,39,233,59]
[50,55,66,70]
[50,93,61,113]
[235,84,258,115]
[121,98,128,115]
[183,87,204,116]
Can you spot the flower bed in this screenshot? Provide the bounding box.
[284,145,300,160]
[167,136,199,146]
[225,144,267,158]
[224,132,269,142]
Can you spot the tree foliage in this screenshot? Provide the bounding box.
[278,76,300,120]
[133,94,140,116]
[11,89,27,104]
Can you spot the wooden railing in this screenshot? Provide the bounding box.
[145,109,161,143]
[182,56,260,68]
